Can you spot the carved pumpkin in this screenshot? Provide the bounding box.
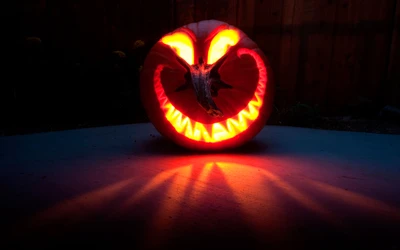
[140,20,274,150]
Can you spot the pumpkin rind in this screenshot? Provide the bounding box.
[140,20,274,151]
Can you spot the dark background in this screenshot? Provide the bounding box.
[1,0,400,136]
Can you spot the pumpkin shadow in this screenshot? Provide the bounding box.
[141,136,269,156]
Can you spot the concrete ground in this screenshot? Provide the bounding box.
[1,123,400,249]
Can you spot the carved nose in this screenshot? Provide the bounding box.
[197,95,224,118]
[198,57,204,65]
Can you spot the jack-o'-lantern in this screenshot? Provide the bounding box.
[140,20,274,151]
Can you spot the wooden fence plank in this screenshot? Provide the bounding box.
[326,0,361,113]
[175,0,195,27]
[236,0,255,37]
[140,0,174,40]
[327,0,396,114]
[277,0,303,107]
[44,0,81,54]
[18,0,47,37]
[109,0,141,51]
[358,0,396,108]
[297,0,337,107]
[76,0,109,61]
[195,0,237,25]
[14,0,400,115]
[253,0,284,106]
[386,0,400,107]
[111,0,173,51]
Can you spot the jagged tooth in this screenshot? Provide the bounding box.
[226,119,235,134]
[228,118,242,134]
[257,84,264,93]
[170,105,179,120]
[165,104,174,118]
[248,104,259,120]
[172,109,181,120]
[174,112,184,133]
[237,112,249,131]
[202,128,212,142]
[256,94,263,104]
[158,96,169,108]
[184,118,193,138]
[194,123,211,142]
[212,123,229,141]
[241,108,251,119]
[193,122,202,141]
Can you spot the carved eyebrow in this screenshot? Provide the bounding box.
[161,30,195,65]
[204,24,231,43]
[207,27,240,65]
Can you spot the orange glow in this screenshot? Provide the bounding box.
[184,162,214,207]
[154,48,267,143]
[142,165,192,247]
[304,179,400,219]
[207,29,240,64]
[120,164,192,209]
[30,177,136,225]
[214,161,343,228]
[161,32,194,65]
[24,157,400,246]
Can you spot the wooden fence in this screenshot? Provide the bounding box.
[16,0,400,113]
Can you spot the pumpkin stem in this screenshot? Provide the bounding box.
[175,54,231,117]
[190,58,224,117]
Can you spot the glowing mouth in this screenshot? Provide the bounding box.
[153,48,267,143]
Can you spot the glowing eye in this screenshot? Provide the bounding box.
[161,32,195,65]
[207,29,240,65]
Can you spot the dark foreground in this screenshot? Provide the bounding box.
[1,123,399,249]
